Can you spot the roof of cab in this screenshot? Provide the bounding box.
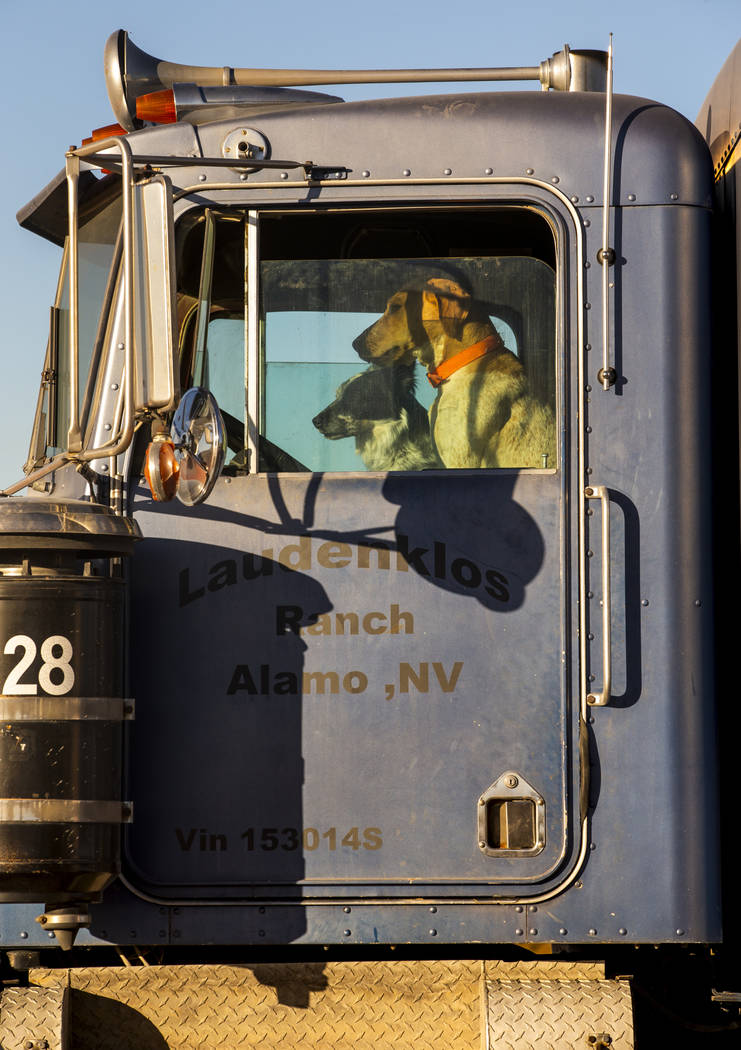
[19,88,713,245]
[188,89,712,207]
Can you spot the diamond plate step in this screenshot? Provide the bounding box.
[484,973,634,1049]
[31,960,482,1050]
[0,985,68,1050]
[27,959,633,1050]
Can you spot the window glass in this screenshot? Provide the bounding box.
[176,207,557,474]
[176,213,252,470]
[199,315,246,467]
[46,194,122,456]
[189,315,244,422]
[260,251,556,472]
[265,311,380,471]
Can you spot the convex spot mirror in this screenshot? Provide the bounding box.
[144,387,226,506]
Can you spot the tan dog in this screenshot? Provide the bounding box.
[352,278,555,469]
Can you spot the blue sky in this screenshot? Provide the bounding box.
[0,0,737,488]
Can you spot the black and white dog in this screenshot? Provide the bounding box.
[312,363,443,471]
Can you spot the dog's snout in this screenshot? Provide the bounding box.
[352,292,417,366]
[353,329,370,359]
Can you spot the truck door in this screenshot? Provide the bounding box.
[127,191,584,910]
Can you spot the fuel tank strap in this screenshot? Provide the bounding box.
[0,799,133,824]
[0,697,134,721]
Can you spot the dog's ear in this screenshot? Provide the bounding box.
[420,278,471,338]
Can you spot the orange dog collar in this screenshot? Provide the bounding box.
[426,333,503,388]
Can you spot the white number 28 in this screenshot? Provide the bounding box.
[2,635,75,696]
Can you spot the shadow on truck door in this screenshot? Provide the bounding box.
[125,529,331,943]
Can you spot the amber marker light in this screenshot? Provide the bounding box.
[136,89,177,124]
[144,438,180,502]
[81,123,127,146]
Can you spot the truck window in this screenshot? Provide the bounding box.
[42,192,122,458]
[177,207,557,473]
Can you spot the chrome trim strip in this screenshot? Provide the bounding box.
[0,799,133,824]
[246,210,260,469]
[193,208,217,385]
[120,821,591,908]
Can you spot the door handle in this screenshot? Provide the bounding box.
[585,485,611,707]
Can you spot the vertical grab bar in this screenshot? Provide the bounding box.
[66,136,136,462]
[65,153,82,452]
[598,33,616,390]
[585,485,611,706]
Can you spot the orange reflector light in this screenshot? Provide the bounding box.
[136,89,177,124]
[81,123,127,146]
[144,438,180,502]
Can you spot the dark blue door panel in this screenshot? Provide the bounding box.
[127,469,576,900]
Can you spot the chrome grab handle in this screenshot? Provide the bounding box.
[69,135,136,463]
[585,485,611,706]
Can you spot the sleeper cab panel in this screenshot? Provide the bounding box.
[557,199,719,943]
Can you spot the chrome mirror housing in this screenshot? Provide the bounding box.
[143,388,226,506]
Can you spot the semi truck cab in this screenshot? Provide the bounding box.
[0,30,739,1049]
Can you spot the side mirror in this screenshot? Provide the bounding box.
[144,388,226,506]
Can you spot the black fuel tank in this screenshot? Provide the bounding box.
[0,498,139,907]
